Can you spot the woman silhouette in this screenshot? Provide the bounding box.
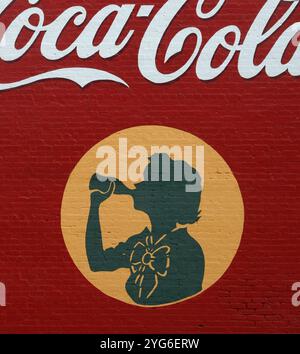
[86,154,205,305]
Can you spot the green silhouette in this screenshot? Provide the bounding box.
[86,154,205,305]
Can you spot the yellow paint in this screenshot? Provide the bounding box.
[61,126,244,307]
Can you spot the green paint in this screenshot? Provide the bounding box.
[86,154,205,305]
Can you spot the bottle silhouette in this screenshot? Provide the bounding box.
[89,174,134,197]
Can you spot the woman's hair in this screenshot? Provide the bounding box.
[141,153,202,226]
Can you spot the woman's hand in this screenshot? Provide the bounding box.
[89,174,115,204]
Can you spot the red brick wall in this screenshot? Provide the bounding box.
[0,0,299,333]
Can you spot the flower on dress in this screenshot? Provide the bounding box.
[130,234,171,300]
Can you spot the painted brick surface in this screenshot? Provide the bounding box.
[0,0,300,333]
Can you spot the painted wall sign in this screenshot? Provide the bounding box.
[0,0,299,335]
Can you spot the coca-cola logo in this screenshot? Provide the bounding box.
[0,0,300,90]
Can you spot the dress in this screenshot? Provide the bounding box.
[104,227,205,305]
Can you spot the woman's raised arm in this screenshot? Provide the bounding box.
[86,176,133,271]
[86,189,113,271]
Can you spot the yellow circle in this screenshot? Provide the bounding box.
[61,126,244,307]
